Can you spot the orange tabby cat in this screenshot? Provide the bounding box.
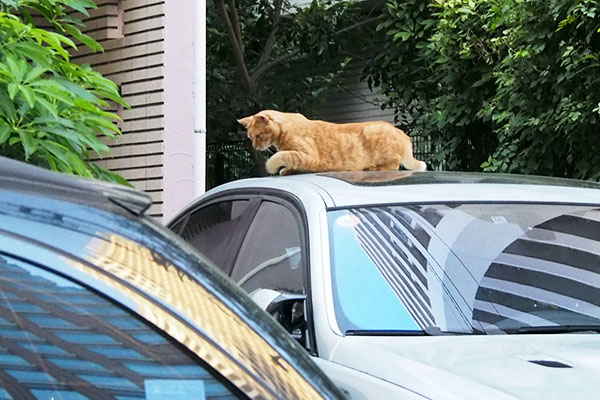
[238,110,427,175]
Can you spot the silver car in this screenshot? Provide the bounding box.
[169,171,600,399]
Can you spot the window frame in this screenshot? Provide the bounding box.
[171,188,318,355]
[177,198,261,275]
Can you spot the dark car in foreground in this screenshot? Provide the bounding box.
[0,156,345,400]
[169,170,600,399]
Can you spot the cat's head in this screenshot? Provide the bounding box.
[237,111,282,150]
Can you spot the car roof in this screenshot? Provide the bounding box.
[208,171,600,208]
[0,156,152,216]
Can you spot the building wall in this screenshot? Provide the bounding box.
[73,0,166,218]
[312,62,396,124]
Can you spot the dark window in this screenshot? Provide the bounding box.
[0,255,244,400]
[179,200,258,273]
[231,201,304,295]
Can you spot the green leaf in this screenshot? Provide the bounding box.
[393,31,412,41]
[36,30,71,59]
[52,78,96,102]
[85,137,111,154]
[40,126,84,146]
[0,91,17,119]
[25,66,47,83]
[31,81,74,106]
[457,7,474,15]
[12,42,53,67]
[35,97,58,117]
[21,86,36,108]
[66,0,98,15]
[8,83,19,100]
[33,116,75,129]
[66,152,93,177]
[43,140,72,170]
[472,72,493,88]
[0,126,11,144]
[90,163,132,187]
[18,130,36,159]
[84,115,121,134]
[5,56,22,82]
[62,15,85,27]
[63,25,103,52]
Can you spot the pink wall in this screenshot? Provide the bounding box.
[163,0,197,222]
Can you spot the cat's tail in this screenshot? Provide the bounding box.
[401,139,427,171]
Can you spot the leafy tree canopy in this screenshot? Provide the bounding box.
[369,0,600,179]
[0,0,128,184]
[208,0,379,143]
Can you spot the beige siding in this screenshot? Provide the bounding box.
[312,62,395,124]
[75,0,165,218]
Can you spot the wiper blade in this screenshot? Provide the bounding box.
[345,327,473,336]
[346,330,430,336]
[514,325,600,334]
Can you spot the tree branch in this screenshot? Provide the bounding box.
[217,0,252,91]
[255,0,283,70]
[334,15,384,37]
[251,49,301,83]
[250,10,382,86]
[228,0,244,54]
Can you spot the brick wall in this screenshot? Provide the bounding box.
[72,0,165,217]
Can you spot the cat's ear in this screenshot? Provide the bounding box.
[237,116,252,128]
[255,115,270,126]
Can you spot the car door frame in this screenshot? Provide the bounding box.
[169,188,319,356]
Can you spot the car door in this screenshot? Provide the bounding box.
[171,191,316,353]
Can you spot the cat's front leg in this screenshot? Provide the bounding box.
[266,150,316,175]
[266,152,287,175]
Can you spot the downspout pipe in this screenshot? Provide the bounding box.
[194,0,207,196]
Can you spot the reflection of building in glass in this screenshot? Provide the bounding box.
[473,210,600,331]
[84,234,323,400]
[0,256,220,399]
[350,206,444,328]
[352,204,600,333]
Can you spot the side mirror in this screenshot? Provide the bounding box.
[250,288,307,346]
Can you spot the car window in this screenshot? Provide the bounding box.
[0,254,245,400]
[231,201,304,295]
[179,200,258,274]
[329,203,600,335]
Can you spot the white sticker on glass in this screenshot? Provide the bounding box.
[336,214,361,228]
[145,379,206,400]
[491,216,508,224]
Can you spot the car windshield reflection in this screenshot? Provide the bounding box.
[328,203,600,335]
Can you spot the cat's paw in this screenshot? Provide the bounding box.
[417,161,427,171]
[280,167,295,176]
[266,156,283,175]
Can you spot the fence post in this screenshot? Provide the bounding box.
[215,151,225,187]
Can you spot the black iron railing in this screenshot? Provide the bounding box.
[206,137,436,190]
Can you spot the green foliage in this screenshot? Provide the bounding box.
[369,0,600,179]
[208,0,369,142]
[0,0,129,185]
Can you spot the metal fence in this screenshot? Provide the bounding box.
[206,137,436,190]
[206,141,256,190]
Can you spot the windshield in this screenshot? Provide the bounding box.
[328,203,600,335]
